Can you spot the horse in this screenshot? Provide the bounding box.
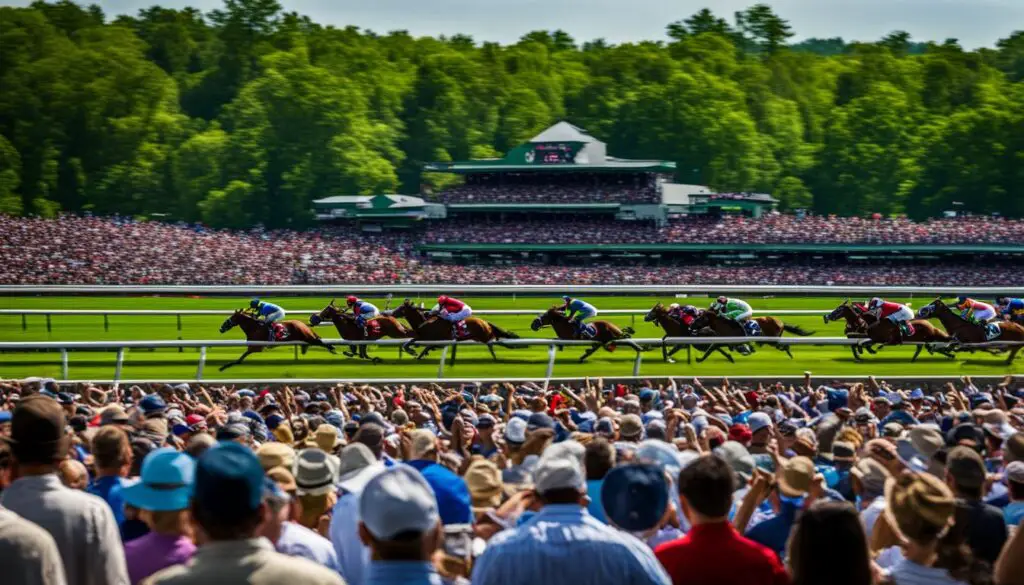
[690,308,815,363]
[644,302,730,363]
[917,299,1024,364]
[309,299,411,363]
[531,306,645,362]
[824,300,952,362]
[218,309,334,371]
[390,300,520,362]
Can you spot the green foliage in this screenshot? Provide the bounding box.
[0,1,1021,226]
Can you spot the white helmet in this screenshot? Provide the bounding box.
[669,303,680,310]
[869,297,883,308]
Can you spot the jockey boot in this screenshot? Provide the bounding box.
[898,321,911,338]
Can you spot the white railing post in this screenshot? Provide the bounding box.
[633,351,643,376]
[545,343,557,379]
[61,348,69,380]
[437,345,448,378]
[113,348,125,387]
[196,346,207,380]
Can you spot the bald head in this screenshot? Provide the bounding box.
[59,459,88,490]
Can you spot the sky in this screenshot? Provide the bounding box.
[7,0,1022,49]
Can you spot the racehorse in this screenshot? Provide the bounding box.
[917,299,1024,364]
[309,299,411,363]
[824,300,952,362]
[690,308,815,363]
[644,302,730,363]
[531,307,646,362]
[390,300,520,362]
[218,309,334,371]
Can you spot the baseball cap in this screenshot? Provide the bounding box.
[594,417,615,437]
[747,412,773,434]
[193,442,266,519]
[526,413,555,432]
[777,456,815,497]
[138,394,167,416]
[946,446,986,490]
[600,463,669,533]
[714,441,755,484]
[1006,460,1024,485]
[475,414,496,429]
[122,447,196,511]
[533,454,585,494]
[504,417,527,444]
[359,466,440,540]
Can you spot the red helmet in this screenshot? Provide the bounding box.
[437,295,449,304]
[346,296,358,305]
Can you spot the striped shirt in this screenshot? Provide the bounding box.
[471,504,671,585]
[885,559,969,585]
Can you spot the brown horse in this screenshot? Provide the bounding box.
[644,303,730,363]
[690,308,815,363]
[391,300,520,362]
[309,300,411,363]
[824,300,951,362]
[917,299,1023,364]
[218,309,334,371]
[531,307,645,362]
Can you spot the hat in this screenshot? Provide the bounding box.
[6,396,67,462]
[832,441,857,462]
[194,442,266,516]
[409,429,439,459]
[533,454,585,494]
[882,422,904,437]
[854,407,875,424]
[777,456,815,497]
[619,414,643,439]
[714,441,755,483]
[728,424,752,444]
[946,446,986,490]
[865,439,898,463]
[778,419,799,436]
[526,413,555,432]
[465,459,503,509]
[982,410,1016,441]
[792,436,817,458]
[122,447,196,511]
[645,420,667,442]
[216,423,250,442]
[337,443,385,493]
[257,442,296,471]
[266,466,297,493]
[1006,460,1024,485]
[600,463,669,533]
[635,440,687,480]
[99,405,131,426]
[909,388,925,400]
[138,394,167,416]
[884,472,955,539]
[851,458,891,495]
[747,412,773,434]
[314,424,342,452]
[504,417,527,444]
[475,414,496,429]
[359,466,439,540]
[360,412,387,428]
[293,448,339,496]
[909,427,944,459]
[56,392,74,406]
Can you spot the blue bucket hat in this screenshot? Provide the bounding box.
[600,463,669,533]
[194,442,266,516]
[122,447,196,511]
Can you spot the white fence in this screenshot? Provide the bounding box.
[1,284,1019,296]
[2,337,1019,383]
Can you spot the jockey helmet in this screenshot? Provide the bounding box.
[249,298,261,309]
[562,295,572,302]
[437,295,449,304]
[668,303,680,310]
[956,296,969,307]
[346,296,358,305]
[869,297,883,309]
[716,296,728,305]
[996,296,1009,306]
[682,305,697,315]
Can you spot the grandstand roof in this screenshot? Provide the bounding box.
[528,121,599,143]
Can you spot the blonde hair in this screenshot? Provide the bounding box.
[297,491,336,530]
[142,509,193,538]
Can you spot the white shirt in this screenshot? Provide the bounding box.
[329,492,370,585]
[860,496,886,537]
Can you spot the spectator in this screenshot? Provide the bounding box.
[851,458,891,537]
[329,443,385,585]
[0,504,67,585]
[88,426,133,526]
[787,501,873,585]
[357,466,448,585]
[471,450,671,585]
[945,446,1008,566]
[260,468,341,574]
[655,454,788,585]
[745,456,816,559]
[293,448,339,535]
[144,442,344,585]
[584,437,616,523]
[121,448,197,585]
[0,396,129,585]
[58,459,88,490]
[405,430,473,526]
[600,463,672,542]
[1003,461,1024,526]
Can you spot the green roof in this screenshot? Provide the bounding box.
[444,203,620,213]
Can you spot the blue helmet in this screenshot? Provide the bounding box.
[562,295,572,302]
[996,296,1009,306]
[956,296,969,306]
[250,298,261,309]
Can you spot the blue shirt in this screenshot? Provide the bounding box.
[276,521,341,574]
[1005,501,1024,526]
[1000,298,1024,316]
[745,497,802,560]
[471,504,671,585]
[87,475,127,525]
[365,561,457,585]
[355,301,379,314]
[405,460,473,525]
[256,302,284,316]
[586,479,607,523]
[567,299,596,315]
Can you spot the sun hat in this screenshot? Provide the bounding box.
[465,459,503,509]
[600,463,669,533]
[313,424,343,452]
[359,466,440,540]
[777,456,815,497]
[336,443,385,494]
[619,414,644,440]
[293,448,339,496]
[256,442,295,471]
[122,447,196,511]
[884,471,955,541]
[851,458,891,496]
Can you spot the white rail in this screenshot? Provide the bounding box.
[2,337,1018,383]
[1,284,1019,296]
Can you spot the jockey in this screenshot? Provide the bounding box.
[435,295,473,339]
[668,303,698,327]
[996,296,1024,323]
[866,297,914,338]
[955,296,997,325]
[345,296,380,334]
[561,295,598,338]
[249,298,286,341]
[710,296,755,332]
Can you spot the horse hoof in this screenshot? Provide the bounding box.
[666,358,676,364]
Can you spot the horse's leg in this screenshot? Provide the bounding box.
[696,345,717,363]
[487,342,498,361]
[661,336,669,362]
[401,339,418,356]
[715,347,734,362]
[782,344,795,359]
[911,345,923,362]
[851,345,862,362]
[1006,346,1020,365]
[219,350,254,371]
[579,343,602,363]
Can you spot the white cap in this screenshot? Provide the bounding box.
[505,418,527,443]
[359,465,439,540]
[533,454,585,494]
[747,412,773,434]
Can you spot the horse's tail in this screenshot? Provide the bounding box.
[620,326,635,338]
[783,324,815,337]
[489,322,521,342]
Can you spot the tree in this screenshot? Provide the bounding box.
[667,8,731,41]
[735,4,793,54]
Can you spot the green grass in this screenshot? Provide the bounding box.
[1,295,1019,380]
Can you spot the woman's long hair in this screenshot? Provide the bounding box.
[788,501,873,585]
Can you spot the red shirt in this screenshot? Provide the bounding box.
[655,521,790,585]
[440,298,465,312]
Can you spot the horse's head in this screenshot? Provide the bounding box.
[917,298,946,319]
[310,300,341,326]
[645,302,665,323]
[824,299,852,324]
[691,310,712,329]
[219,310,244,333]
[531,307,562,331]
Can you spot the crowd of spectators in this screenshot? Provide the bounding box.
[2,215,1022,286]
[3,373,1024,585]
[434,173,660,205]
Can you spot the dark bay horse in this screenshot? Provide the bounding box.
[531,307,645,362]
[918,299,1023,364]
[310,300,411,363]
[690,308,814,363]
[644,302,729,363]
[824,300,951,361]
[391,300,520,362]
[218,309,334,371]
